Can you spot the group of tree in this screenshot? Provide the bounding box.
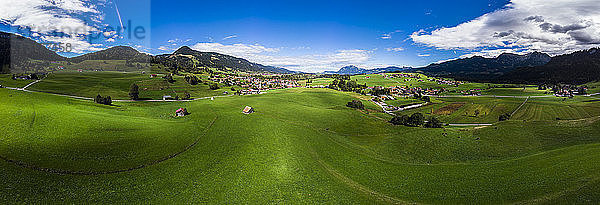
[209,83,220,90]
[329,79,367,92]
[94,94,112,105]
[129,83,139,100]
[346,100,364,110]
[390,113,443,128]
[184,75,201,85]
[183,92,192,100]
[163,74,175,83]
[499,113,511,121]
[413,92,430,102]
[11,73,41,80]
[371,86,390,96]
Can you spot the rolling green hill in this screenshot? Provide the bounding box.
[1,88,600,203]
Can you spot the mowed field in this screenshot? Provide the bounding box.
[395,95,600,124]
[1,88,600,203]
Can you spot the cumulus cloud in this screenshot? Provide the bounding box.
[411,0,600,56]
[0,0,109,53]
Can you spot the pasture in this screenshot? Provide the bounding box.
[27,71,235,100]
[1,87,600,203]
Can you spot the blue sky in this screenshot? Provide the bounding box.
[2,0,600,72]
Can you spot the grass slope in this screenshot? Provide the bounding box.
[0,88,599,203]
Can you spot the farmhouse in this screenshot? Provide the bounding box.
[175,108,188,117]
[163,95,173,101]
[242,106,254,114]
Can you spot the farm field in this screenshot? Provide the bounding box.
[350,73,491,92]
[1,87,600,203]
[396,97,524,123]
[481,86,550,96]
[393,95,600,124]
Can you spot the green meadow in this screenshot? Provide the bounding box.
[1,86,600,203]
[0,74,35,88]
[27,71,235,100]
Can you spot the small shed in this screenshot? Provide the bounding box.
[176,108,188,117]
[163,95,172,101]
[242,106,254,114]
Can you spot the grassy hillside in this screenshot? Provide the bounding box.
[27,71,235,100]
[0,74,34,88]
[1,88,600,203]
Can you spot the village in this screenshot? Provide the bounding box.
[208,74,302,95]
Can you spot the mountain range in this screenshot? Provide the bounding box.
[0,31,294,74]
[500,48,600,84]
[69,46,151,63]
[419,52,552,81]
[152,46,295,74]
[325,65,410,75]
[417,49,600,84]
[0,31,66,73]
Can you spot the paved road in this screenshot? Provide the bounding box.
[447,124,494,126]
[2,85,237,102]
[431,95,554,98]
[511,97,530,116]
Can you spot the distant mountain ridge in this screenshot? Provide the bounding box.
[419,52,551,81]
[0,31,295,74]
[69,46,151,63]
[152,46,295,74]
[325,65,410,75]
[0,31,66,73]
[417,49,600,84]
[500,48,600,84]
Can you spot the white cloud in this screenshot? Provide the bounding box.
[222,35,238,40]
[418,54,431,57]
[249,49,372,73]
[386,47,404,52]
[411,0,600,57]
[191,42,279,56]
[158,46,171,51]
[42,35,104,52]
[380,34,392,39]
[0,0,108,53]
[188,42,371,72]
[380,30,401,39]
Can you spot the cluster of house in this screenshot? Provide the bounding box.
[11,73,44,80]
[428,78,465,86]
[209,75,301,95]
[554,85,588,97]
[382,73,421,80]
[452,89,482,96]
[387,86,443,96]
